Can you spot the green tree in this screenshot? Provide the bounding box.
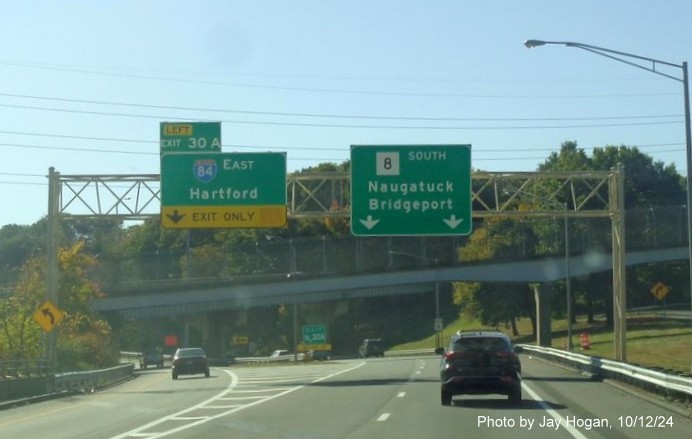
[0,241,116,369]
[0,222,44,286]
[537,141,686,323]
[56,241,116,370]
[453,217,538,336]
[0,256,43,361]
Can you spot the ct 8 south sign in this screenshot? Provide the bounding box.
[350,145,472,236]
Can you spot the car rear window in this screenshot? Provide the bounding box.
[451,337,509,352]
[177,348,205,357]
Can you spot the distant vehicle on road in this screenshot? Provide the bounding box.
[358,338,385,358]
[310,350,330,361]
[140,349,164,369]
[268,350,306,361]
[172,347,210,379]
[270,349,290,358]
[435,330,523,406]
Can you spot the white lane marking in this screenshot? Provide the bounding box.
[397,392,406,398]
[377,413,390,422]
[521,382,589,439]
[110,363,367,439]
[231,388,292,393]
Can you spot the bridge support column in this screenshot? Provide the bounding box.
[183,321,191,348]
[533,283,552,347]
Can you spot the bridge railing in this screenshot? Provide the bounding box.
[0,360,50,379]
[0,362,133,405]
[52,364,133,394]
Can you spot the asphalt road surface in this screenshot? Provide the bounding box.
[1,354,690,438]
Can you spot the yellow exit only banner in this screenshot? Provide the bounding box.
[161,205,287,229]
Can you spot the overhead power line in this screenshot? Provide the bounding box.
[0,92,683,123]
[0,102,683,130]
[0,62,678,99]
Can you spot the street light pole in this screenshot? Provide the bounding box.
[525,39,692,340]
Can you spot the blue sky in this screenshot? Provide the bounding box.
[1,1,691,225]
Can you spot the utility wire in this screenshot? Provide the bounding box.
[0,92,682,123]
[0,62,678,99]
[0,102,683,130]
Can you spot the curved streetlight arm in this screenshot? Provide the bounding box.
[524,39,684,83]
[525,38,692,360]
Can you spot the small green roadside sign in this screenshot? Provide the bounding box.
[350,145,472,236]
[160,121,221,154]
[302,324,327,345]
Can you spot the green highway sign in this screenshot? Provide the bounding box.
[350,145,472,236]
[302,324,327,345]
[160,152,287,229]
[160,122,221,154]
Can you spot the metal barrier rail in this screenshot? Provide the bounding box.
[384,348,437,357]
[385,346,692,401]
[53,364,134,394]
[518,345,692,400]
[0,360,50,379]
[119,351,142,363]
[234,354,306,364]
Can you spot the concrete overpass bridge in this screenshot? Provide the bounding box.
[92,246,687,319]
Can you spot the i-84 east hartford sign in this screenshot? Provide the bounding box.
[160,152,287,229]
[350,145,472,236]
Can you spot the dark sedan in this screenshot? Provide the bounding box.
[172,347,210,379]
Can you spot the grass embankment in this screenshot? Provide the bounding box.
[394,314,692,374]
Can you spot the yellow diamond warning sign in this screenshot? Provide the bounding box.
[650,282,669,301]
[34,301,65,332]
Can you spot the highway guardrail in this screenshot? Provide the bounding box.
[386,346,692,402]
[53,364,134,394]
[0,360,50,379]
[1,363,134,407]
[235,353,306,364]
[517,344,692,402]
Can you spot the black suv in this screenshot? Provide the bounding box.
[140,348,164,369]
[358,339,384,358]
[435,331,522,405]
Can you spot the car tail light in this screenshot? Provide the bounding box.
[445,351,467,361]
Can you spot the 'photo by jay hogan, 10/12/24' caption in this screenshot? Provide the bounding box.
[477,415,675,431]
